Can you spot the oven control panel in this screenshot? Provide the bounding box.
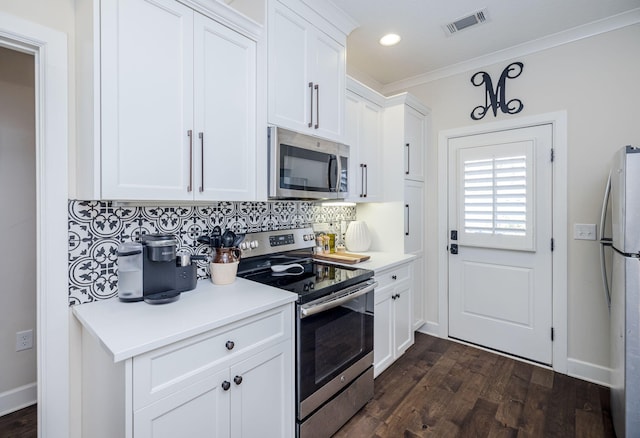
[269,234,295,247]
[239,227,316,258]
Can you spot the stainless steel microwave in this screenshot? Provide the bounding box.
[268,126,349,200]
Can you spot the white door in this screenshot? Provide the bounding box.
[448,124,553,364]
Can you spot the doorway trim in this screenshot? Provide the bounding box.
[0,12,69,437]
[437,111,567,373]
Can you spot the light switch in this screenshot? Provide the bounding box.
[574,223,596,240]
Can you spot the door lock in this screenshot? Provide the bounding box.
[450,244,458,255]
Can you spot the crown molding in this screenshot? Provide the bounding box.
[381,7,640,94]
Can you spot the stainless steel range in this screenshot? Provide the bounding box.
[236,227,376,438]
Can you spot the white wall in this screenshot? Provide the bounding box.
[391,24,640,372]
[0,46,36,413]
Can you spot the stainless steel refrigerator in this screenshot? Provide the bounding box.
[599,145,640,437]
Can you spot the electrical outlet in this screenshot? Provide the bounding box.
[574,223,597,241]
[16,329,33,351]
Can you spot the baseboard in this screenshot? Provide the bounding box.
[416,321,440,337]
[567,358,611,387]
[0,382,36,417]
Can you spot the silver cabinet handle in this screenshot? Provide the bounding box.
[363,164,368,197]
[308,82,314,128]
[360,164,365,197]
[187,130,193,192]
[405,204,410,236]
[314,83,319,129]
[199,132,204,193]
[405,143,410,175]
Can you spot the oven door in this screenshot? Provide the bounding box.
[296,281,376,420]
[268,126,348,199]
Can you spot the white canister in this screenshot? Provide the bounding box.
[344,220,371,252]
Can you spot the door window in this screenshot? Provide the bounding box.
[458,141,535,251]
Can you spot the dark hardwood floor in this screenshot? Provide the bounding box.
[336,333,616,438]
[0,335,616,438]
[0,404,36,438]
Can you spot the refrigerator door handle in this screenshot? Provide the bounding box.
[599,170,613,308]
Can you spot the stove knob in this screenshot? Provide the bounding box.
[303,284,309,291]
[250,240,259,249]
[240,241,250,250]
[309,283,314,289]
[303,234,310,241]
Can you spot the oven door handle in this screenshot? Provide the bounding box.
[299,280,378,319]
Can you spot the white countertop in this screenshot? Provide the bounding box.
[73,278,297,362]
[329,251,417,272]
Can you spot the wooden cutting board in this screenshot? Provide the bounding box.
[312,252,370,264]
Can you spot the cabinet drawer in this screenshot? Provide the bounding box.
[133,306,292,409]
[375,263,411,289]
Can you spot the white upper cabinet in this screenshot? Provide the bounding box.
[267,0,355,143]
[404,105,426,181]
[76,0,263,201]
[193,13,257,201]
[345,78,386,202]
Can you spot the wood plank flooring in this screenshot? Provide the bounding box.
[335,333,615,438]
[0,334,615,438]
[0,404,36,438]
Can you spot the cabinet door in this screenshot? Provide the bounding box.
[267,3,310,133]
[230,342,293,438]
[358,100,383,201]
[393,281,414,358]
[101,0,194,200]
[134,369,230,438]
[404,106,425,181]
[411,257,425,330]
[345,92,361,200]
[194,13,257,201]
[373,286,394,377]
[309,31,345,142]
[404,180,424,254]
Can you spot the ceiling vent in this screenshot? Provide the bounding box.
[443,8,490,36]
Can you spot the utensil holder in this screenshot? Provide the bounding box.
[210,261,239,285]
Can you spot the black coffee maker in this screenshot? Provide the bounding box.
[117,233,200,304]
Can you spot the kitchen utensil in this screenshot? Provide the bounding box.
[197,236,211,246]
[270,263,305,274]
[221,229,235,248]
[211,226,222,248]
[232,233,245,247]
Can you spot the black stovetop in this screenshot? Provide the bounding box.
[237,256,373,305]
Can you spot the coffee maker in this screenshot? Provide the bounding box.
[117,233,199,304]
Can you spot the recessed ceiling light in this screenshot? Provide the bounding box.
[379,33,401,47]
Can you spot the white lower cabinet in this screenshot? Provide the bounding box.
[81,305,294,438]
[373,262,414,377]
[134,342,290,437]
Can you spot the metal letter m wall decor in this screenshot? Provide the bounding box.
[470,62,524,120]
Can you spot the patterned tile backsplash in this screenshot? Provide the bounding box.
[68,200,356,305]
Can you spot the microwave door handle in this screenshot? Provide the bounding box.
[328,155,337,191]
